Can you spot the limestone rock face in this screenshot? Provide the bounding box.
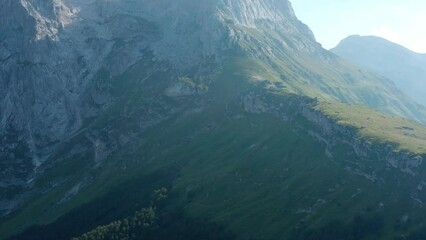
[0,0,320,215]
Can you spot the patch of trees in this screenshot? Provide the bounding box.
[71,187,236,240]
[72,188,166,240]
[7,168,176,240]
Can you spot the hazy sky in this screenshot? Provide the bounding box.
[291,0,426,53]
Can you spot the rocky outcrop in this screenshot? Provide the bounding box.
[240,92,424,178]
[299,102,424,177]
[241,93,269,113]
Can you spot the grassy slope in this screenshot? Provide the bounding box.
[220,53,426,154]
[5,103,424,240]
[3,56,426,240]
[232,24,426,124]
[170,114,416,240]
[316,101,426,154]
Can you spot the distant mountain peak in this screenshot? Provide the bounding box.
[332,35,426,106]
[335,35,421,55]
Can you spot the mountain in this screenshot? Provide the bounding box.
[2,1,426,240]
[332,35,426,106]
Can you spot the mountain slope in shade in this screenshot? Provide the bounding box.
[2,1,426,240]
[332,35,426,106]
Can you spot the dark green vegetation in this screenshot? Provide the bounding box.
[4,65,426,240]
[292,215,384,240]
[8,177,236,240]
[6,99,425,240]
[3,46,426,239]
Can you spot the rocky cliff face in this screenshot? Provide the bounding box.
[0,0,146,213]
[0,0,318,195]
[218,0,317,52]
[1,0,85,200]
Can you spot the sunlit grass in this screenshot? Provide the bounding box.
[316,101,426,154]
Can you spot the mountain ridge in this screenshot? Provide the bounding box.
[332,35,426,106]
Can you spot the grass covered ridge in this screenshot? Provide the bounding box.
[316,101,426,154]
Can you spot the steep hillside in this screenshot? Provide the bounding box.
[332,35,426,106]
[1,1,426,240]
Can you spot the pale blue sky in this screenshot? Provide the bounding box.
[291,0,426,53]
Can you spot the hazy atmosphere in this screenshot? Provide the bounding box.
[292,0,426,52]
[2,1,426,239]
